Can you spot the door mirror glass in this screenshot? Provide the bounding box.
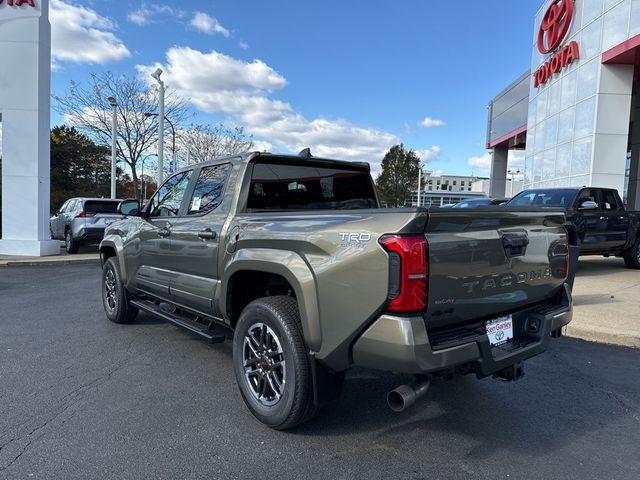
[579,200,599,210]
[118,199,141,216]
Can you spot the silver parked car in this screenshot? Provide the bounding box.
[50,198,125,253]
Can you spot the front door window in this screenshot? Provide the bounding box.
[147,171,193,218]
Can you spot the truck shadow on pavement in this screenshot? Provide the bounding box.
[292,338,640,460]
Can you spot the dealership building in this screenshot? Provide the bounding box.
[487,0,640,208]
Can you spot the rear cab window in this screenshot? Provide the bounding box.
[83,201,120,215]
[246,158,377,211]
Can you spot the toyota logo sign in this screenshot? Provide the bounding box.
[538,0,574,54]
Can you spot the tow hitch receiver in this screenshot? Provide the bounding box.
[493,362,525,382]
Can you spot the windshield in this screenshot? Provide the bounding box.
[507,189,577,208]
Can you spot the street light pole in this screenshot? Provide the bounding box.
[140,154,157,203]
[145,112,176,172]
[108,96,118,199]
[150,68,165,185]
[417,166,422,207]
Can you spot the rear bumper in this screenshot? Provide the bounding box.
[352,284,573,376]
[72,226,106,243]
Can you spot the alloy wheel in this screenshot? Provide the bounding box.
[243,323,286,407]
[104,268,117,311]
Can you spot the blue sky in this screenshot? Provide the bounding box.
[49,0,542,176]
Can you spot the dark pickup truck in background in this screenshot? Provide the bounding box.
[507,187,640,270]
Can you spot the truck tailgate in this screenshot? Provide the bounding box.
[424,208,568,330]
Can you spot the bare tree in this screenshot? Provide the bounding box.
[53,72,189,199]
[179,123,254,165]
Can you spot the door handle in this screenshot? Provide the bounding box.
[198,229,217,240]
[157,223,172,238]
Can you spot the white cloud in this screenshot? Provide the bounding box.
[127,3,185,26]
[419,117,446,128]
[136,47,399,170]
[51,0,130,65]
[415,146,442,163]
[190,12,230,37]
[239,41,249,50]
[468,153,492,172]
[467,151,526,175]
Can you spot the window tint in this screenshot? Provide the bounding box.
[247,161,377,211]
[58,200,70,214]
[148,171,193,217]
[508,189,577,208]
[84,201,119,214]
[188,164,231,215]
[601,190,619,211]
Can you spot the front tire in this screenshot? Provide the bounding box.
[623,236,640,269]
[233,296,315,430]
[102,257,138,324]
[65,229,79,254]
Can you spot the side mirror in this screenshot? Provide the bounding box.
[118,199,141,216]
[579,200,599,210]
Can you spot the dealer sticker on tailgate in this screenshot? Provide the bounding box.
[485,315,513,346]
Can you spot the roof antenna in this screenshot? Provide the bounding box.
[298,148,312,158]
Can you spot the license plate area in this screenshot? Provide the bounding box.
[485,315,513,347]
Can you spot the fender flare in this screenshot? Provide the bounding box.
[99,237,128,284]
[221,248,322,352]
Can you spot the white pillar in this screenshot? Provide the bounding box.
[489,147,508,198]
[0,0,59,256]
[590,64,634,194]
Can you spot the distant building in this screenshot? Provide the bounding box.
[405,171,523,207]
[423,172,487,193]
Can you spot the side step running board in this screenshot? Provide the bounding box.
[130,299,226,344]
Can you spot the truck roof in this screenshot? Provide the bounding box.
[174,151,371,174]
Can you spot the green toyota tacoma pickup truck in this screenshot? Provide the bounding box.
[100,151,573,429]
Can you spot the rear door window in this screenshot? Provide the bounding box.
[247,160,377,211]
[188,164,232,215]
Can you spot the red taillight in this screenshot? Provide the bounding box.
[379,235,428,313]
[76,211,95,218]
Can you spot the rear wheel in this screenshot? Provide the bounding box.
[233,296,319,430]
[102,257,138,324]
[65,229,79,254]
[623,236,640,269]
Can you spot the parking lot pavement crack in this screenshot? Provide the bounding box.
[0,353,144,473]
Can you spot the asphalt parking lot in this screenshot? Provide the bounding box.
[1,264,639,480]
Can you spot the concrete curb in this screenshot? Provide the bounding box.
[0,256,100,267]
[564,325,640,349]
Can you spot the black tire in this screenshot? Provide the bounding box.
[233,296,317,430]
[65,229,79,254]
[623,236,640,269]
[102,257,138,324]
